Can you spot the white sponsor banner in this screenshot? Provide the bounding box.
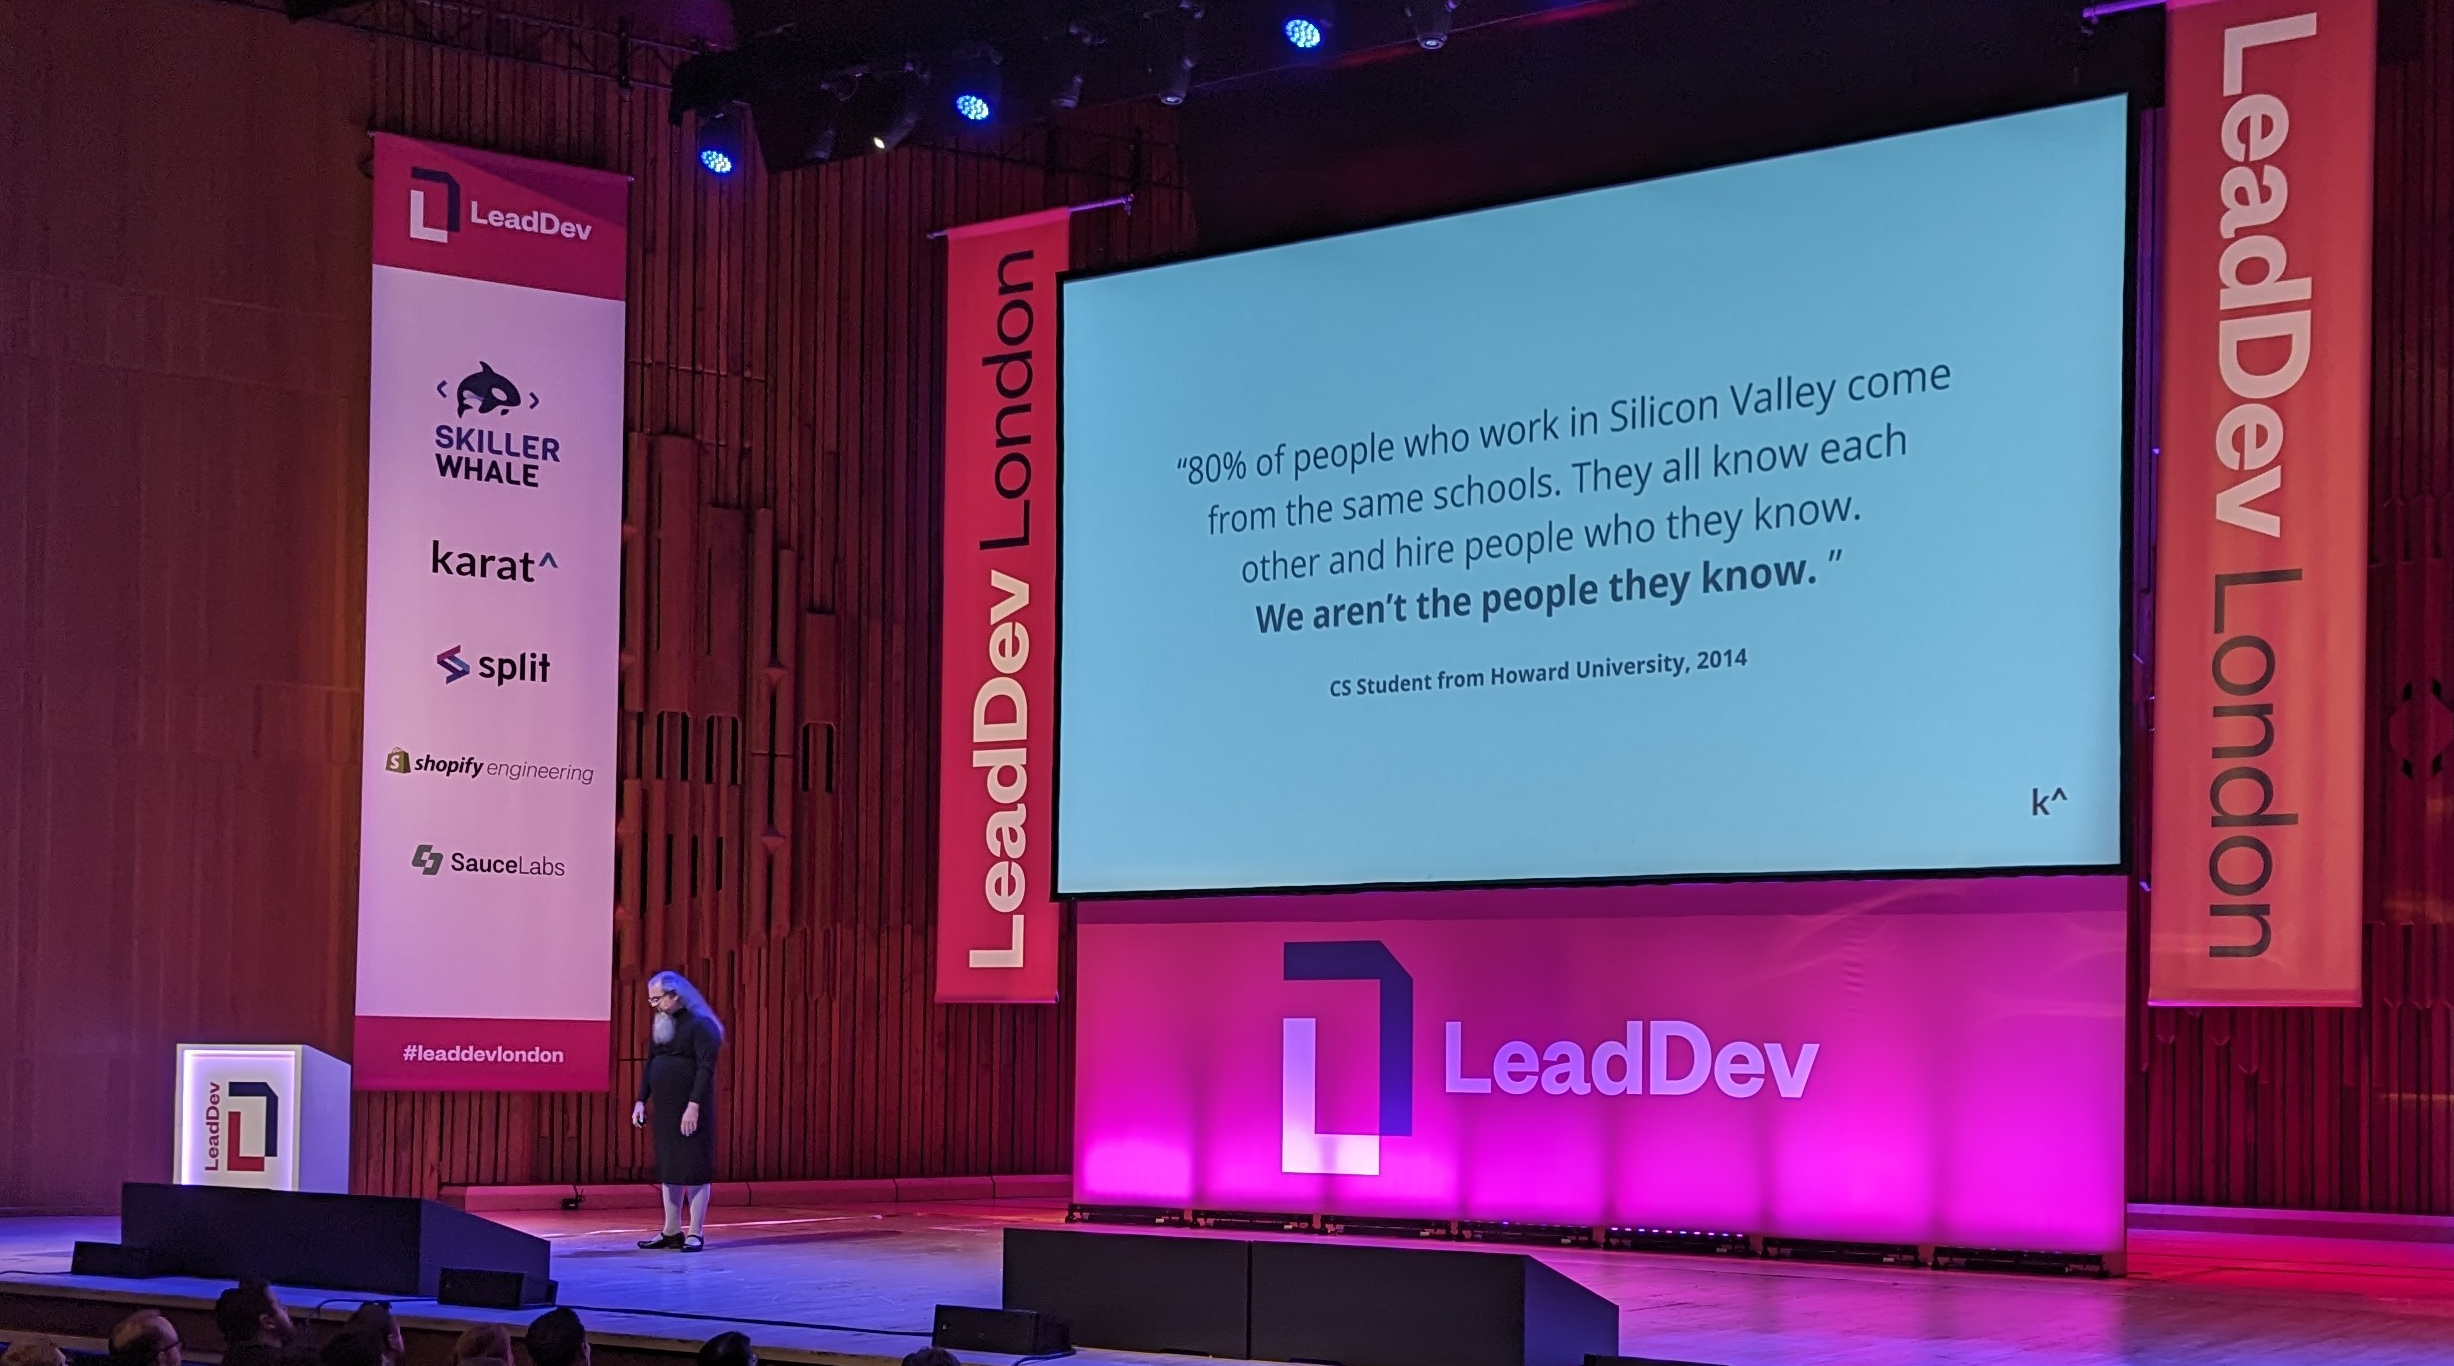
[355,135,626,1090]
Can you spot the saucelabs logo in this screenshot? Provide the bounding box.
[201,1080,280,1173]
[1281,940,1824,1178]
[413,842,566,878]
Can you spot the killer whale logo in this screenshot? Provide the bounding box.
[455,362,523,416]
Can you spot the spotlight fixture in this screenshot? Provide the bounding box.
[1160,1,1203,106]
[948,44,1003,124]
[1053,22,1099,110]
[1283,16,1323,48]
[800,74,858,165]
[695,104,744,175]
[872,65,930,151]
[1405,0,1457,49]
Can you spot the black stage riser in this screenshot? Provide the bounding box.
[103,1183,550,1297]
[1003,1227,1617,1366]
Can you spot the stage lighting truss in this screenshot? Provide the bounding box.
[663,0,1499,174]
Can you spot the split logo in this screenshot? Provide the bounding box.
[436,645,551,686]
[202,1080,280,1173]
[1281,941,1412,1177]
[407,167,460,244]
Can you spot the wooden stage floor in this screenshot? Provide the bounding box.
[7,1199,2454,1365]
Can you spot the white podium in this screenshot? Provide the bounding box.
[173,1044,352,1193]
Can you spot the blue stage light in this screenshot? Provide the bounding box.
[955,92,992,122]
[1284,16,1324,48]
[695,104,745,176]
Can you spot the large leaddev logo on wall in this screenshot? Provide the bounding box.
[355,133,629,1092]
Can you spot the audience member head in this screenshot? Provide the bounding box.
[109,1312,182,1366]
[319,1334,382,1366]
[4,1337,69,1366]
[453,1324,514,1366]
[524,1309,588,1366]
[328,1303,403,1366]
[216,1278,297,1349]
[898,1351,963,1366]
[694,1334,753,1366]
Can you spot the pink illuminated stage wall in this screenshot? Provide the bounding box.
[1075,876,2127,1255]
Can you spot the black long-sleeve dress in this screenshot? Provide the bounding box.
[637,1009,720,1185]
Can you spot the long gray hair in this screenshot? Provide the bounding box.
[649,970,724,1043]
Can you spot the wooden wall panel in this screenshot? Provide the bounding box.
[0,0,374,1212]
[0,0,1190,1209]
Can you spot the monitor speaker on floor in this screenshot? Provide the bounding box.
[933,1305,1069,1356]
[70,1242,154,1277]
[437,1266,558,1308]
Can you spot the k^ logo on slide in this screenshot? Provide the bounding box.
[1281,941,1413,1177]
[437,645,470,683]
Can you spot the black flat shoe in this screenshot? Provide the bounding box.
[680,1234,706,1253]
[637,1232,685,1249]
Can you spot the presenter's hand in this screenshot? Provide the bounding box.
[630,1102,645,1128]
[681,1102,700,1137]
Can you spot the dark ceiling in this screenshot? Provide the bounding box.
[678,0,2164,247]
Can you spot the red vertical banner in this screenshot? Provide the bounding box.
[938,209,1072,1002]
[2150,0,2374,1004]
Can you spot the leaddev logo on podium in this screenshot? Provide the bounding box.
[173,1044,350,1192]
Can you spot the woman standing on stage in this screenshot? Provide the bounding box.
[631,970,723,1251]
